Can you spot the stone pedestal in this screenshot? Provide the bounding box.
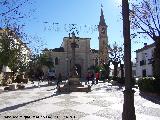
[58,77,91,93]
[9,83,17,90]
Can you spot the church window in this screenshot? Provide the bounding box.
[55,57,59,65]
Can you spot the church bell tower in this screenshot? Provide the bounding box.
[98,6,109,65]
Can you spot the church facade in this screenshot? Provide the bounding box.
[43,8,109,78]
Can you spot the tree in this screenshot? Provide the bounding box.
[122,1,136,119]
[108,42,124,79]
[0,29,30,81]
[102,61,110,80]
[37,54,54,69]
[28,53,54,77]
[0,0,34,26]
[130,0,160,79]
[0,0,40,55]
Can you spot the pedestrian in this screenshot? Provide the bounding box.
[95,72,100,84]
[91,72,95,85]
[57,73,62,88]
[86,72,89,84]
[39,70,44,82]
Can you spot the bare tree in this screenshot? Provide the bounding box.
[0,0,36,45]
[130,0,160,79]
[0,0,34,25]
[109,42,124,79]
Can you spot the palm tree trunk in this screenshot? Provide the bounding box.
[154,36,160,79]
[113,62,118,79]
[120,64,124,78]
[122,0,136,120]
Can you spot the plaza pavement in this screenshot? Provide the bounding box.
[0,81,160,120]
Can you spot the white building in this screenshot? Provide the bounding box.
[136,43,155,77]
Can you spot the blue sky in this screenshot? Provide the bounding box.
[1,0,154,61]
[24,0,123,49]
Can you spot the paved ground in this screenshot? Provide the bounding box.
[0,81,160,120]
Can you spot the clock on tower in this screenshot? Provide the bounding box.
[101,27,106,34]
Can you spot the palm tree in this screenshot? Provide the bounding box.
[122,0,136,120]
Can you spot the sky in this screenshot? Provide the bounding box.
[24,0,123,49]
[1,0,154,61]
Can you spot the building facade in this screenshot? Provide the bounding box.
[43,37,99,78]
[43,7,109,78]
[136,43,155,77]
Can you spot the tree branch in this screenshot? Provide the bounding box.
[144,0,160,35]
[131,4,153,31]
[154,0,160,35]
[0,0,29,16]
[136,22,154,40]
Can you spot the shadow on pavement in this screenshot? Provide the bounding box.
[140,92,160,105]
[1,81,58,93]
[0,91,63,113]
[92,83,123,92]
[24,82,57,90]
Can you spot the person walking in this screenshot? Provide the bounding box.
[91,72,95,85]
[57,73,62,88]
[86,72,89,84]
[95,72,100,84]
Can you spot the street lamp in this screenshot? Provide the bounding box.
[66,57,69,78]
[122,0,136,120]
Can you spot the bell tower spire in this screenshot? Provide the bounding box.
[98,4,109,65]
[99,4,106,26]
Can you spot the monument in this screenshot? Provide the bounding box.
[58,32,91,93]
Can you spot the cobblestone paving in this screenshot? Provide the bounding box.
[56,95,78,100]
[137,106,160,117]
[53,100,81,108]
[47,109,89,120]
[87,99,113,107]
[94,108,122,120]
[0,81,160,120]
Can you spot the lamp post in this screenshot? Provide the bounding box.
[122,0,136,120]
[66,57,69,78]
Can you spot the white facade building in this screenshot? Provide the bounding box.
[136,43,155,77]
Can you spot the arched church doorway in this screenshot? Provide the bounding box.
[75,64,81,77]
